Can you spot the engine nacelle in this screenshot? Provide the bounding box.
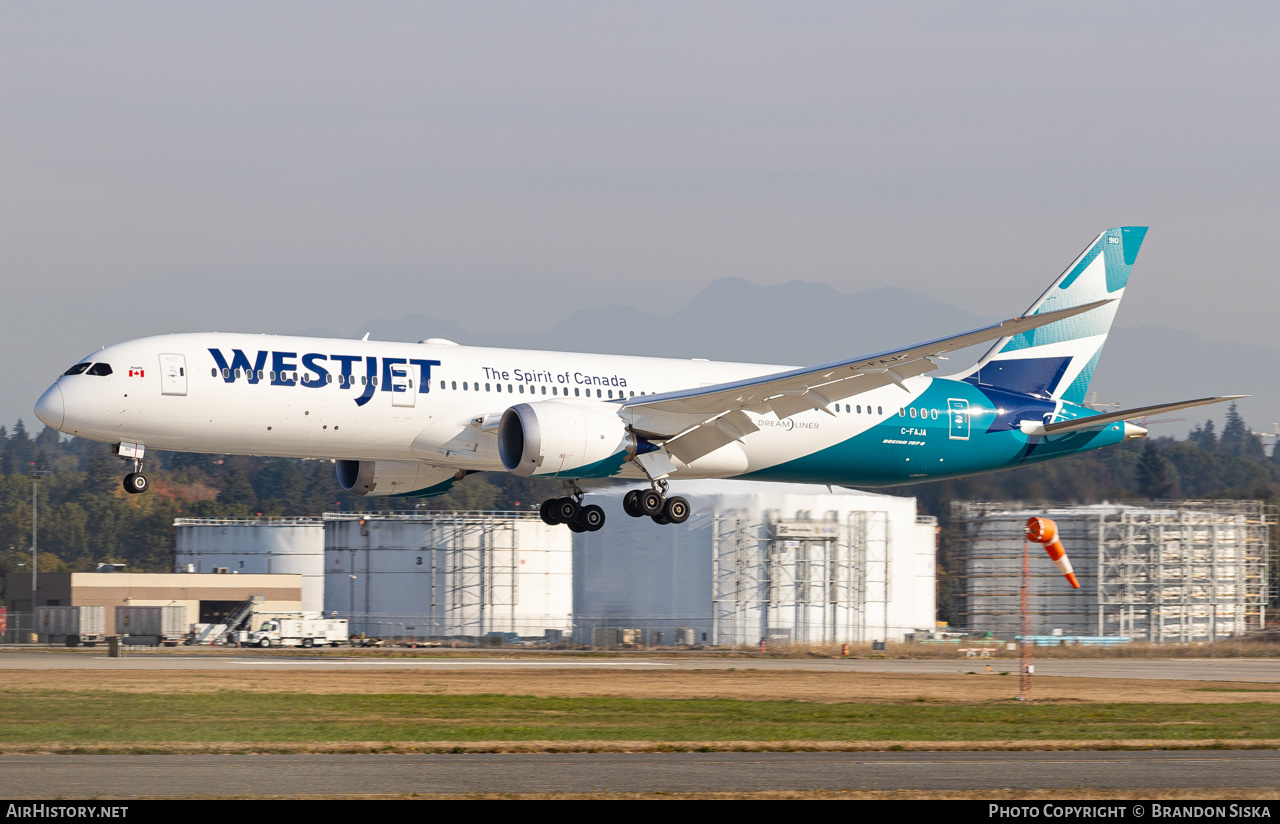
[335,460,459,497]
[498,401,633,477]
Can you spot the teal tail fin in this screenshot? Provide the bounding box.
[962,226,1147,404]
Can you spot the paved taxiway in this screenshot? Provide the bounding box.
[2,751,1276,796]
[0,650,1276,681]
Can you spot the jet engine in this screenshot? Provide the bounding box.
[498,401,633,477]
[335,460,460,497]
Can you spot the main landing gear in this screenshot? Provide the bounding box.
[623,480,689,526]
[539,483,605,533]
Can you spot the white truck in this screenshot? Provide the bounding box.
[248,615,349,648]
[37,606,106,647]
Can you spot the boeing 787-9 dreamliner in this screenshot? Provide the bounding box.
[34,227,1242,531]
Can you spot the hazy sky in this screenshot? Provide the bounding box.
[3,2,1278,429]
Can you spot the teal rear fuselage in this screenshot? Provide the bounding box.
[738,377,1127,487]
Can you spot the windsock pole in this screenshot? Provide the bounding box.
[1025,517,1081,589]
[1019,538,1032,699]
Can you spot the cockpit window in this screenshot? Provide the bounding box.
[63,363,92,376]
[86,363,113,376]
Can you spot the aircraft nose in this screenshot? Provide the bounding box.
[34,384,64,430]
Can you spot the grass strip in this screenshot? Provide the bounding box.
[1,691,1279,746]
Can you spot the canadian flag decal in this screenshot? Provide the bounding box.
[129,368,145,377]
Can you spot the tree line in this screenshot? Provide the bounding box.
[0,406,1276,611]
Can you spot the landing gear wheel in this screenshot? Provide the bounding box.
[566,519,588,533]
[623,490,645,518]
[651,513,671,525]
[123,472,149,494]
[553,497,579,523]
[578,504,606,532]
[638,489,665,516]
[539,499,561,525]
[663,496,690,524]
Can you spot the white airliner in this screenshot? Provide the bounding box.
[34,227,1240,531]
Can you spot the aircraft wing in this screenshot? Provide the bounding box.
[620,298,1113,464]
[1036,395,1249,436]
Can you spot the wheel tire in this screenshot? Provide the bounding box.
[651,513,671,525]
[623,490,645,518]
[302,638,314,648]
[123,472,149,494]
[539,499,561,525]
[639,490,665,516]
[258,638,271,648]
[567,520,587,533]
[663,496,690,524]
[579,504,605,532]
[553,497,579,522]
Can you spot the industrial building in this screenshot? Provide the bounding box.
[951,500,1274,641]
[324,511,572,640]
[6,571,303,635]
[573,481,938,646]
[175,517,325,612]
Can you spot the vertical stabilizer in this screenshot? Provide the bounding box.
[962,226,1146,403]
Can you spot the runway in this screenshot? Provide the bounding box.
[0,649,1276,681]
[1,751,1275,796]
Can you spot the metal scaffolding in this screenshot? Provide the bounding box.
[951,501,1273,641]
[710,509,895,645]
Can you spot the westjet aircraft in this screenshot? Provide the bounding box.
[35,227,1241,532]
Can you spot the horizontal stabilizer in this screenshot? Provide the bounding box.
[1038,395,1249,436]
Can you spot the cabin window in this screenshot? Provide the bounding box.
[462,382,468,390]
[596,389,602,398]
[64,363,92,376]
[575,388,580,397]
[326,374,332,384]
[519,384,525,393]
[541,386,546,395]
[450,381,455,390]
[508,384,513,393]
[496,384,502,392]
[257,370,264,380]
[301,374,309,384]
[485,383,491,391]
[878,406,883,415]
[370,376,377,387]
[899,408,905,417]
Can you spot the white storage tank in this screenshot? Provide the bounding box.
[573,481,937,646]
[174,518,325,612]
[324,512,572,640]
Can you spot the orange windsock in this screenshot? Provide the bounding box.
[1025,517,1080,589]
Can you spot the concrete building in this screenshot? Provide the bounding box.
[951,501,1273,641]
[175,517,325,612]
[573,481,938,646]
[6,572,303,635]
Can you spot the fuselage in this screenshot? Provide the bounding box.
[34,332,1134,489]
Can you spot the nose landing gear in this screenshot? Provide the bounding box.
[117,442,149,495]
[623,480,689,525]
[123,471,149,494]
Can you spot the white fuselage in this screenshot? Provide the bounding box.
[36,332,923,483]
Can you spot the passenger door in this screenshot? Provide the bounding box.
[947,399,970,440]
[390,362,416,408]
[159,354,187,396]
